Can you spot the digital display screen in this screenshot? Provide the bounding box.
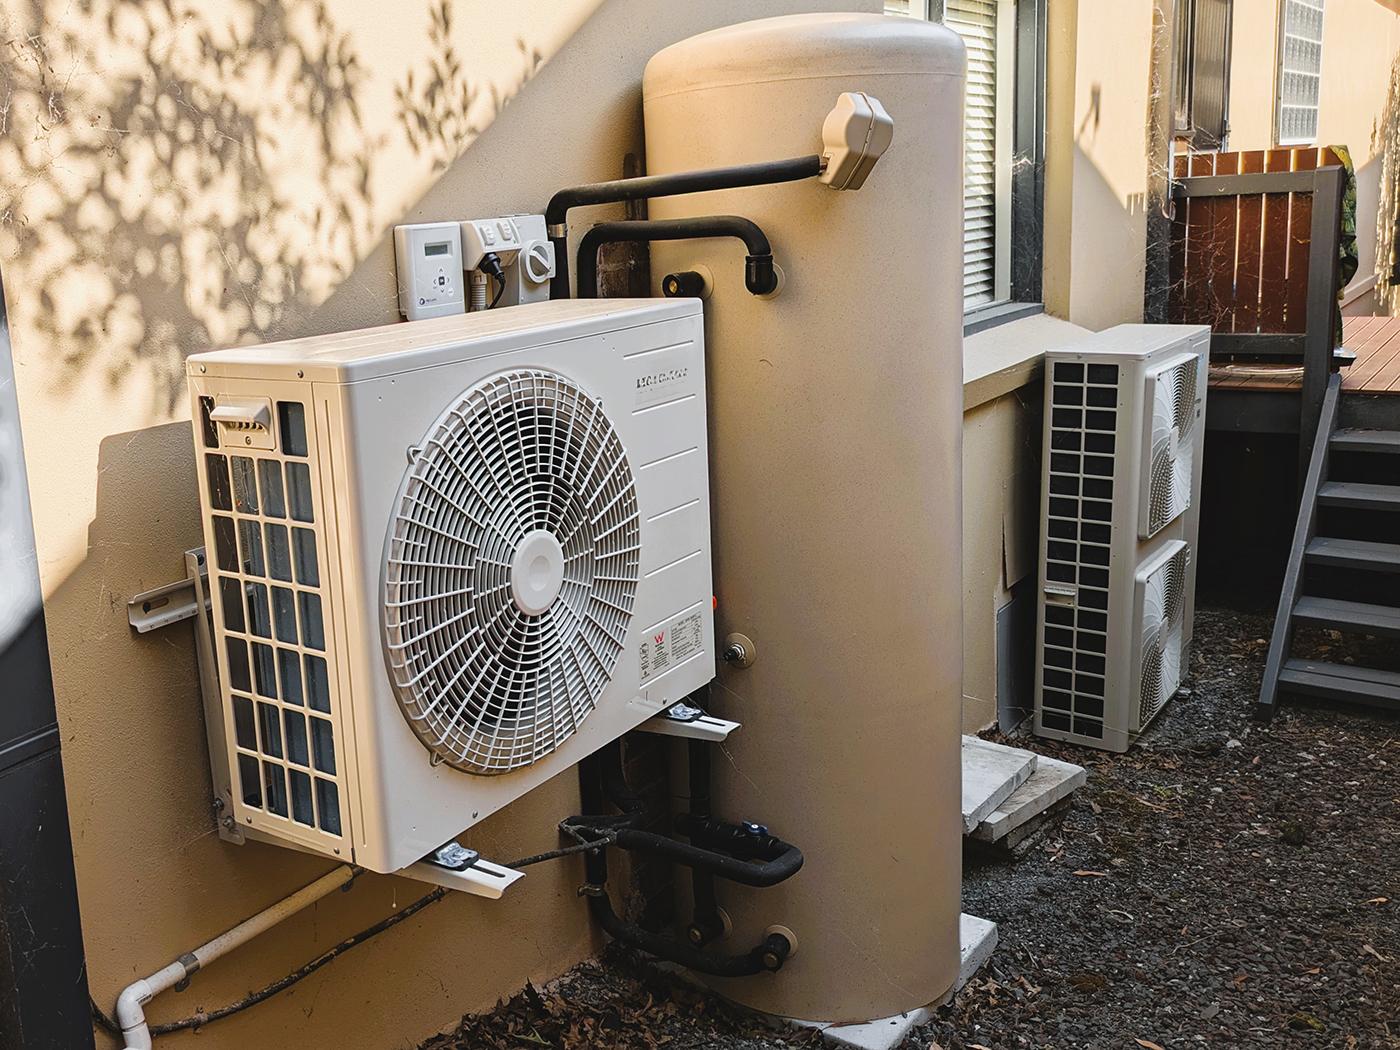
[424,242,452,257]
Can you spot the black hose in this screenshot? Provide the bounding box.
[575,217,777,300]
[612,825,802,888]
[580,815,788,978]
[545,154,821,298]
[570,740,803,888]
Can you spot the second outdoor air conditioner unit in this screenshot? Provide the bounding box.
[187,299,715,874]
[1034,324,1210,752]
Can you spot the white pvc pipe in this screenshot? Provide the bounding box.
[115,865,356,1049]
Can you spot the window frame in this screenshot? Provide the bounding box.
[1171,0,1234,152]
[888,0,1047,333]
[1275,0,1325,147]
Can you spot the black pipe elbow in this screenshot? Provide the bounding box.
[544,154,821,298]
[745,254,778,296]
[576,217,777,300]
[586,892,790,978]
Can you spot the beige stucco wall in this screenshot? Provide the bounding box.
[0,2,871,1047]
[1042,0,1159,329]
[1226,0,1400,308]
[962,390,1037,731]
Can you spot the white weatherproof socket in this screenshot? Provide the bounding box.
[394,223,466,321]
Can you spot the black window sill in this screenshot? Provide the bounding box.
[964,301,1044,337]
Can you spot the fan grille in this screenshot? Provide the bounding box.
[383,369,641,775]
[1146,360,1198,536]
[1137,545,1190,729]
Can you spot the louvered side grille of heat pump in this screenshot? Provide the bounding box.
[1144,359,1199,537]
[383,369,641,775]
[1136,544,1189,730]
[1041,361,1121,742]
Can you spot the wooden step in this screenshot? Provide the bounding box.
[1277,659,1400,710]
[1293,596,1400,638]
[1317,481,1400,511]
[1305,537,1400,573]
[1331,429,1400,454]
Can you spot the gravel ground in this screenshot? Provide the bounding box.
[424,606,1400,1049]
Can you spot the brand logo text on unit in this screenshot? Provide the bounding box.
[637,367,688,389]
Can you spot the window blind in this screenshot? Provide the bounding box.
[1278,0,1324,145]
[945,0,999,308]
[882,0,998,308]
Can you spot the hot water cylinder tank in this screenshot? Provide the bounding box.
[643,13,967,1023]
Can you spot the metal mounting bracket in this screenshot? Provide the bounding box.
[636,700,741,742]
[127,550,209,633]
[398,854,525,899]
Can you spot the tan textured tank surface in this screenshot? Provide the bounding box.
[643,13,966,1024]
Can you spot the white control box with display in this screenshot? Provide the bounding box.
[394,222,466,321]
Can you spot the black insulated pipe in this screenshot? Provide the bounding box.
[686,737,724,947]
[575,217,778,300]
[570,739,804,888]
[545,154,821,298]
[581,829,792,977]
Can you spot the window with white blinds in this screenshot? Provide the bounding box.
[885,0,1006,310]
[1277,0,1325,145]
[946,0,1000,307]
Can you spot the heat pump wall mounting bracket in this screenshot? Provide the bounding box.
[126,550,210,633]
[636,701,740,742]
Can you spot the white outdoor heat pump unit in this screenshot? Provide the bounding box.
[1034,324,1210,752]
[187,299,715,874]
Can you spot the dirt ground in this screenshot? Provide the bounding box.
[422,607,1400,1049]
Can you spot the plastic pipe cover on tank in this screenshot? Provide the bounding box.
[643,13,966,1025]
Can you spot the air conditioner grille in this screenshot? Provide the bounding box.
[203,398,343,840]
[1041,361,1120,741]
[384,369,641,775]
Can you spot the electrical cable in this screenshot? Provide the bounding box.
[480,251,507,309]
[89,831,616,1039]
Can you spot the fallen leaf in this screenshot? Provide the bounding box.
[1135,1040,1166,1050]
[1287,1011,1324,1031]
[1074,870,1109,877]
[1304,966,1323,975]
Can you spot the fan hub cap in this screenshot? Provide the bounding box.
[510,529,566,615]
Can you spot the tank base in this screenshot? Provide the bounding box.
[711,913,999,1050]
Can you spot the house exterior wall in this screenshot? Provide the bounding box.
[1042,0,1160,330]
[1225,0,1400,310]
[962,389,1039,731]
[0,2,871,1047]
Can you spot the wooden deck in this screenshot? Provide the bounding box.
[1209,315,1400,395]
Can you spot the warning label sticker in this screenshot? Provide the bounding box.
[639,607,704,684]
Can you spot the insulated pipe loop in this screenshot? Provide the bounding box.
[545,155,822,298]
[575,217,778,300]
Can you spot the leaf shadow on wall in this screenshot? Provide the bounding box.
[395,0,542,174]
[0,0,540,413]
